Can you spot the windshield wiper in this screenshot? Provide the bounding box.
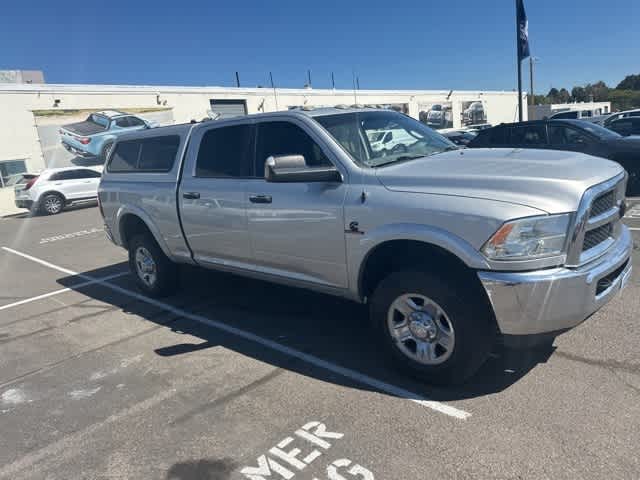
[374,155,424,167]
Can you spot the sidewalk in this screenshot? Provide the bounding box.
[0,188,23,217]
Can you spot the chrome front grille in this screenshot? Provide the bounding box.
[583,223,613,251]
[589,191,615,218]
[565,172,626,267]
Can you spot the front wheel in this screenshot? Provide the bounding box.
[370,270,494,385]
[128,233,179,297]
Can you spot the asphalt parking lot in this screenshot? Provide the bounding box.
[1,203,640,479]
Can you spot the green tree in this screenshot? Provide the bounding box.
[558,88,571,103]
[547,88,560,103]
[533,94,550,105]
[608,89,640,111]
[591,81,610,101]
[616,74,640,90]
[571,86,587,102]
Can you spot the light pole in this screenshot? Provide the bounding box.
[529,56,539,106]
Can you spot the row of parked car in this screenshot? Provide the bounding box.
[429,109,640,195]
[11,111,156,215]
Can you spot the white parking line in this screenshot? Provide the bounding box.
[1,246,471,420]
[628,227,640,231]
[0,272,128,312]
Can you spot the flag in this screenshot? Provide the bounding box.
[516,0,530,60]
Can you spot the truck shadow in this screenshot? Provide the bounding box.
[57,263,554,402]
[165,458,237,480]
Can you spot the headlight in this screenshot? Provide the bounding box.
[482,214,571,261]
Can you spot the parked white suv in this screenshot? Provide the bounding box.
[14,167,102,215]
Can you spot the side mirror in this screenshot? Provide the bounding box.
[265,155,342,183]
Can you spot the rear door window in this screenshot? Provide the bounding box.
[509,125,547,146]
[128,116,146,127]
[74,169,102,179]
[488,127,508,145]
[49,170,79,181]
[195,124,253,178]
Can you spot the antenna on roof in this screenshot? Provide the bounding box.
[352,70,358,104]
[270,72,279,110]
[235,72,240,88]
[331,72,335,89]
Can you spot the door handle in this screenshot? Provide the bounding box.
[183,192,200,200]
[249,194,272,204]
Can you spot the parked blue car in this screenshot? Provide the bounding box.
[59,110,157,161]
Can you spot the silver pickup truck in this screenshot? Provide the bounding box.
[98,107,632,384]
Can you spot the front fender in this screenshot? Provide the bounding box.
[349,222,490,300]
[361,222,490,269]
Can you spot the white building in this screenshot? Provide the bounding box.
[528,101,611,121]
[0,83,526,179]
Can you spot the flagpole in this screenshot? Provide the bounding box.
[517,57,523,122]
[516,0,523,122]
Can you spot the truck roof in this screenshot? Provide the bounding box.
[112,107,402,142]
[93,110,129,118]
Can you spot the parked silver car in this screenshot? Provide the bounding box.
[99,108,632,384]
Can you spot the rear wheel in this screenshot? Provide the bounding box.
[39,193,64,215]
[370,270,494,385]
[128,233,179,297]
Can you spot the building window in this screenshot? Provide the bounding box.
[0,160,27,188]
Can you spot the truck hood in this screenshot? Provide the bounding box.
[375,148,623,214]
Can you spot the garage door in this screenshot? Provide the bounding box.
[209,99,248,119]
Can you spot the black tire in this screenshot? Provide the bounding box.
[39,193,65,215]
[128,233,179,297]
[370,270,494,385]
[100,141,114,163]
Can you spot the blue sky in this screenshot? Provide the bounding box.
[2,0,638,93]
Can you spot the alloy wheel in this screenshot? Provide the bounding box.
[135,246,157,287]
[387,293,455,365]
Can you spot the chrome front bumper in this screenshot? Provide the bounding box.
[478,226,632,336]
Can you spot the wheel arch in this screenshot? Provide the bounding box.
[357,236,491,310]
[116,207,173,260]
[38,190,66,203]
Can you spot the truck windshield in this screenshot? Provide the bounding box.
[88,114,109,128]
[315,111,457,167]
